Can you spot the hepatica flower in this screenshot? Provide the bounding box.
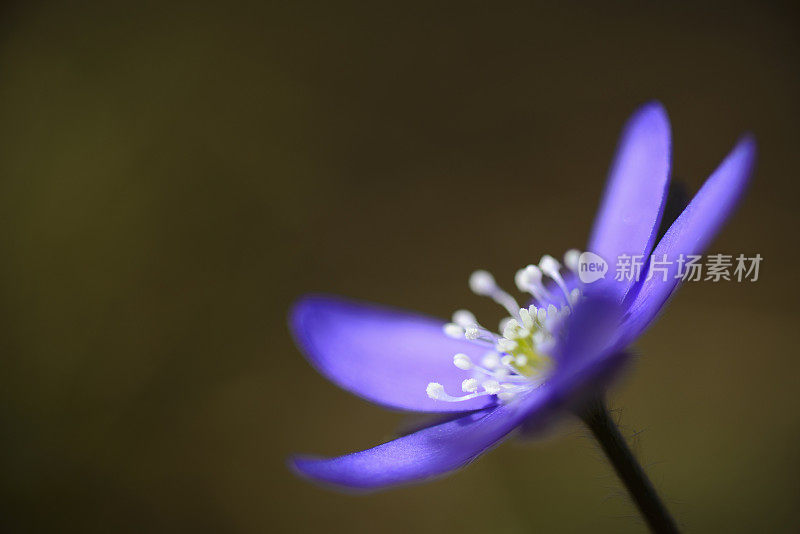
[288,102,755,524]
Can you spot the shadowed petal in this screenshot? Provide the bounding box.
[553,292,625,368]
[618,135,756,345]
[538,292,631,415]
[588,102,672,300]
[289,295,496,413]
[290,388,553,490]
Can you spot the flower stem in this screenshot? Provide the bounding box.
[578,398,679,533]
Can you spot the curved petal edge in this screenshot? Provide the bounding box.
[289,294,496,412]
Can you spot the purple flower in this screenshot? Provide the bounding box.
[288,102,756,490]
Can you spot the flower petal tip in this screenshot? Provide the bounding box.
[734,133,758,168]
[629,100,670,132]
[637,99,668,118]
[288,455,366,493]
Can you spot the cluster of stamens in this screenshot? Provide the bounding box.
[426,250,583,404]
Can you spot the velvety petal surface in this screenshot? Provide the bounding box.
[290,295,495,412]
[618,135,756,345]
[291,387,554,490]
[588,102,672,301]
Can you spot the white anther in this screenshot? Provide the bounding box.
[516,355,528,366]
[500,355,515,367]
[443,323,465,338]
[539,254,562,278]
[452,309,477,328]
[519,307,534,329]
[462,378,479,393]
[547,304,558,317]
[498,317,514,333]
[496,339,517,352]
[514,269,529,292]
[515,264,542,290]
[453,353,473,370]
[515,264,552,304]
[536,307,547,324]
[465,326,481,340]
[426,382,446,400]
[469,270,496,296]
[497,391,517,401]
[540,254,574,307]
[482,380,501,395]
[570,288,581,304]
[481,352,500,369]
[502,319,521,339]
[564,249,581,272]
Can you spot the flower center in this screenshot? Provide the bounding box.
[426,250,583,404]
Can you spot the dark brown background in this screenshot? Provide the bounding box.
[0,1,797,532]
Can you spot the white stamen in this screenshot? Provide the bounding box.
[481,352,500,369]
[537,307,547,324]
[498,384,535,401]
[539,254,561,278]
[443,323,465,338]
[540,254,573,307]
[426,382,446,400]
[515,264,551,303]
[462,378,479,393]
[514,264,540,291]
[493,367,510,379]
[498,317,514,333]
[516,355,528,366]
[453,353,473,370]
[490,287,521,318]
[469,270,496,296]
[482,380,501,395]
[452,309,478,328]
[465,326,481,340]
[427,377,529,403]
[564,249,581,272]
[570,288,581,305]
[519,307,534,329]
[425,382,485,402]
[496,338,517,352]
[502,319,521,339]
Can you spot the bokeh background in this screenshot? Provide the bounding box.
[0,1,797,532]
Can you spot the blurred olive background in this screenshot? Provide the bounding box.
[0,1,797,532]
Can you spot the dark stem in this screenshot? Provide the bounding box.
[578,398,679,533]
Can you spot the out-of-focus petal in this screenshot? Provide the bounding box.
[289,295,496,413]
[588,102,672,301]
[618,135,756,345]
[290,388,553,490]
[548,292,631,407]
